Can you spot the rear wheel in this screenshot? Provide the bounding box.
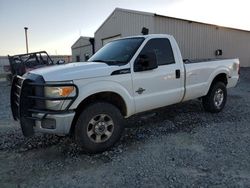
[202,82,227,113]
[75,102,124,153]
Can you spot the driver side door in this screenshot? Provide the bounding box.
[132,38,184,113]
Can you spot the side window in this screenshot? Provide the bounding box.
[138,38,175,66]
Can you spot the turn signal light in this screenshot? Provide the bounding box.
[59,86,74,97]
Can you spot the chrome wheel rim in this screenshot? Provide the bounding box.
[87,114,114,143]
[214,88,224,108]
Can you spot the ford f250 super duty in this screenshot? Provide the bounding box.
[11,34,240,153]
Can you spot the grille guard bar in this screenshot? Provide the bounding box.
[11,75,79,120]
[10,75,79,137]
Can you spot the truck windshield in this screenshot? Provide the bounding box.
[88,37,144,65]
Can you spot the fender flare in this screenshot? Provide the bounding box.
[204,66,230,95]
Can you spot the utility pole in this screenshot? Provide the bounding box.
[24,27,29,53]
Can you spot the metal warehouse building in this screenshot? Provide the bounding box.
[73,8,250,67]
[71,37,94,62]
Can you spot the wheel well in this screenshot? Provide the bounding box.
[211,73,228,87]
[70,92,127,135]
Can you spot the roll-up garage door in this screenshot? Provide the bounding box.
[102,35,121,46]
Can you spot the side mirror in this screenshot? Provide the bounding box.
[135,52,158,72]
[57,59,65,64]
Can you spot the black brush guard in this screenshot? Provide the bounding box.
[11,75,78,137]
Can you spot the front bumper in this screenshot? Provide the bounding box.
[33,112,75,135]
[11,75,78,137]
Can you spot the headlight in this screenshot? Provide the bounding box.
[44,83,76,110]
[45,86,75,97]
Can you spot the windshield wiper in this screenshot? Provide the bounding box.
[92,60,107,63]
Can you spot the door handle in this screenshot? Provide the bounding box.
[176,69,181,79]
[136,88,145,94]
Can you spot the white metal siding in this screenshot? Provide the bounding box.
[72,37,93,62]
[94,8,250,67]
[119,11,154,36]
[72,37,91,49]
[72,45,92,62]
[95,9,155,51]
[50,55,72,63]
[95,11,123,51]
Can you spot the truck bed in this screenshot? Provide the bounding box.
[183,58,239,102]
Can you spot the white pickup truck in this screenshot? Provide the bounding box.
[11,34,239,153]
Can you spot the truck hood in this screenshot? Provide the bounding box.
[29,62,121,81]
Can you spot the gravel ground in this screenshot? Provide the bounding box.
[0,68,250,187]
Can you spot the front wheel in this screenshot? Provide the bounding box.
[75,102,124,153]
[202,82,227,113]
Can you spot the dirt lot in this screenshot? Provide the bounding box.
[0,69,250,187]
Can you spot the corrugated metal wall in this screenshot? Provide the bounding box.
[154,16,250,67]
[94,9,250,67]
[72,37,92,62]
[50,55,72,63]
[72,46,92,62]
[95,9,155,50]
[119,11,155,37]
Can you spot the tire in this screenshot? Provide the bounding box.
[202,82,227,113]
[75,102,124,153]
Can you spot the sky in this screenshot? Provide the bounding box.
[0,0,250,56]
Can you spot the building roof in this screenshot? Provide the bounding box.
[95,8,154,34]
[95,8,250,34]
[71,36,92,49]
